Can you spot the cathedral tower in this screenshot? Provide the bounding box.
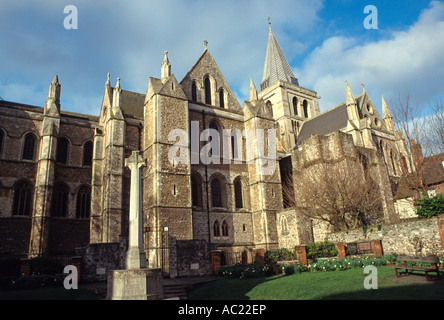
[258,22,320,152]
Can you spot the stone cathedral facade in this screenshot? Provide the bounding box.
[0,24,413,276]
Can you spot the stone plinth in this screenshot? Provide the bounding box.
[106,268,163,300]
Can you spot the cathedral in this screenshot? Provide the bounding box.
[0,23,412,277]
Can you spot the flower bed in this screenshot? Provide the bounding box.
[218,253,443,279]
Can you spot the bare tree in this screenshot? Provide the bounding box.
[390,91,424,152]
[424,99,444,155]
[283,158,383,231]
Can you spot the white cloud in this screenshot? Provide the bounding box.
[0,0,324,114]
[298,1,444,113]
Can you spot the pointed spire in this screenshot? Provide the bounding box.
[260,22,298,91]
[345,81,359,123]
[106,72,111,85]
[161,50,171,84]
[382,95,395,132]
[345,81,354,104]
[249,78,258,101]
[44,75,61,115]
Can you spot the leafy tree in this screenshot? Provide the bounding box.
[415,194,444,218]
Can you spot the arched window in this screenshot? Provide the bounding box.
[303,100,308,118]
[204,77,211,105]
[51,182,69,217]
[83,141,93,166]
[191,175,202,208]
[0,129,4,158]
[76,186,91,218]
[191,81,197,102]
[222,220,228,237]
[281,216,288,232]
[213,220,220,237]
[219,89,225,108]
[12,180,33,216]
[234,178,243,209]
[292,97,298,116]
[390,150,397,176]
[208,121,220,158]
[56,137,69,164]
[211,178,222,208]
[23,133,36,160]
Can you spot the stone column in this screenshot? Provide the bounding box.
[371,240,384,257]
[335,243,346,258]
[125,151,147,270]
[296,245,308,265]
[437,216,444,249]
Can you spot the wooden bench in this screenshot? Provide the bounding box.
[391,256,441,281]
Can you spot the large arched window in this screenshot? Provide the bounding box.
[23,133,36,160]
[83,141,93,166]
[204,77,211,105]
[303,100,308,118]
[222,220,229,237]
[191,81,197,102]
[292,97,298,116]
[191,174,202,208]
[219,89,225,108]
[390,150,397,176]
[12,180,33,216]
[211,178,222,208]
[76,186,91,218]
[56,137,69,164]
[234,178,243,209]
[208,121,220,158]
[0,128,4,158]
[51,182,69,217]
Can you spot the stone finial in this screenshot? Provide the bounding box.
[249,78,258,101]
[204,40,208,50]
[106,72,110,84]
[161,50,171,83]
[382,95,395,132]
[44,74,61,114]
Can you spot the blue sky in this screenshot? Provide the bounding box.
[1,0,443,117]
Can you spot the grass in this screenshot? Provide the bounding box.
[188,266,443,300]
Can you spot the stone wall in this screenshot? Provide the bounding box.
[0,217,32,255]
[328,215,444,257]
[171,237,214,277]
[78,236,127,282]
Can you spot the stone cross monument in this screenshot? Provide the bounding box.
[125,150,147,269]
[107,150,163,300]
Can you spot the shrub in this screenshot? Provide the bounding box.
[264,248,296,264]
[416,194,444,218]
[305,241,338,259]
[283,265,295,276]
[31,256,64,275]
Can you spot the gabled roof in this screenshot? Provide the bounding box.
[423,153,444,186]
[260,23,298,91]
[296,103,348,147]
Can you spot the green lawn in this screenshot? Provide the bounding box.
[188,266,443,300]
